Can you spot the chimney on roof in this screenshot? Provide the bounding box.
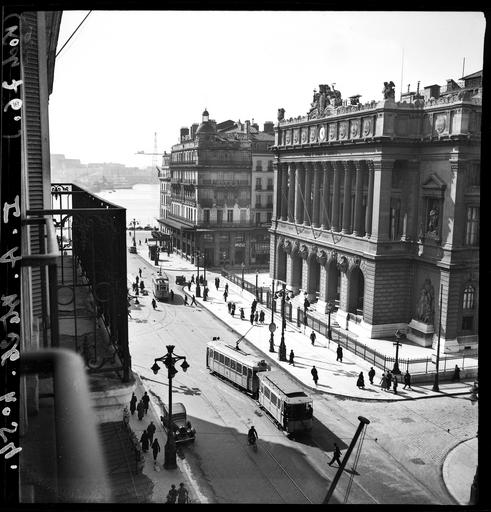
[190,123,199,139]
[245,120,250,134]
[180,127,189,142]
[263,121,274,134]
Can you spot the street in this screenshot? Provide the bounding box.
[126,249,478,504]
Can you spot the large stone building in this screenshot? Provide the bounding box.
[159,110,274,267]
[270,73,480,354]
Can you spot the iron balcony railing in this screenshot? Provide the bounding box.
[26,183,131,382]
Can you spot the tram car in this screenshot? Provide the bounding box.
[152,273,170,301]
[206,339,270,398]
[257,371,313,434]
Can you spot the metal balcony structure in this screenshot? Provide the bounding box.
[26,183,131,383]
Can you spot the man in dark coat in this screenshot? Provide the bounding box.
[167,485,178,503]
[368,367,376,385]
[336,345,343,362]
[356,372,365,389]
[328,443,342,466]
[452,365,461,382]
[147,420,156,443]
[130,392,137,415]
[289,350,295,366]
[151,438,160,461]
[142,392,150,414]
[137,400,144,421]
[259,310,265,323]
[310,330,316,346]
[140,430,149,452]
[386,371,393,389]
[403,370,412,389]
[311,366,319,386]
[393,375,398,394]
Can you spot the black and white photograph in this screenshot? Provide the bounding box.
[0,6,484,506]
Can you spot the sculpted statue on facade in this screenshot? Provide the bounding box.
[337,256,348,273]
[427,205,440,235]
[382,81,396,100]
[277,108,285,122]
[416,279,435,324]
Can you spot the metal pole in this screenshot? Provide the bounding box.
[278,283,287,361]
[433,284,443,392]
[255,271,258,297]
[323,416,370,504]
[241,263,244,290]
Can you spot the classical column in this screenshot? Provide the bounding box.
[295,162,305,225]
[281,164,289,221]
[353,160,365,236]
[370,159,394,241]
[273,161,281,222]
[331,161,342,232]
[312,162,322,228]
[342,161,353,234]
[320,161,332,230]
[287,162,296,223]
[365,161,375,238]
[405,159,420,241]
[303,162,313,226]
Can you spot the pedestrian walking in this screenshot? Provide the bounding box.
[132,282,137,293]
[147,420,156,443]
[304,297,310,311]
[137,400,144,420]
[177,482,189,504]
[328,443,342,467]
[188,281,191,291]
[191,275,195,284]
[151,438,160,461]
[140,280,145,292]
[190,295,197,306]
[356,372,365,389]
[368,367,375,385]
[140,430,149,452]
[216,277,220,289]
[251,299,258,314]
[135,275,139,285]
[223,290,228,302]
[228,301,232,313]
[135,287,139,297]
[403,370,412,389]
[310,330,316,346]
[184,295,188,306]
[311,366,319,386]
[170,289,175,301]
[240,307,245,320]
[142,391,150,414]
[225,283,229,294]
[259,310,265,323]
[386,371,393,389]
[215,277,219,290]
[254,311,259,324]
[151,298,157,310]
[380,372,388,391]
[250,312,254,325]
[289,350,295,366]
[130,392,137,415]
[452,364,461,382]
[203,287,208,301]
[231,303,236,316]
[336,345,343,362]
[166,485,178,504]
[393,375,398,394]
[139,268,142,277]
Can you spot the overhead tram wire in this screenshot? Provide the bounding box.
[56,11,93,58]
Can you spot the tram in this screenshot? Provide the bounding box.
[257,371,313,434]
[206,339,270,398]
[152,273,170,300]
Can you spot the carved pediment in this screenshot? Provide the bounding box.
[422,173,446,198]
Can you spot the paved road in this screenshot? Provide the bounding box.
[127,251,478,504]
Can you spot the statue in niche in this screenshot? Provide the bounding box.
[426,201,440,237]
[277,108,285,121]
[382,81,395,100]
[416,279,434,324]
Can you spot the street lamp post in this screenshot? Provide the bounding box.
[392,330,403,375]
[278,283,287,361]
[241,262,245,290]
[130,218,139,247]
[151,345,189,470]
[255,271,258,298]
[202,251,206,283]
[195,251,201,297]
[326,300,335,342]
[432,284,444,392]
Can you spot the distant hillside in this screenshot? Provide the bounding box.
[51,154,159,193]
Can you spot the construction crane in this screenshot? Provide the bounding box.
[135,132,164,174]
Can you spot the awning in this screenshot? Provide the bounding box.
[159,217,194,231]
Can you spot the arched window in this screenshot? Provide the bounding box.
[463,284,475,310]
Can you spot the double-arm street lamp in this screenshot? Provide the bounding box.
[432,284,444,392]
[392,329,403,375]
[326,300,335,341]
[130,218,139,247]
[278,283,287,361]
[151,345,189,470]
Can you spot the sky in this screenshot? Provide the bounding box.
[48,10,486,169]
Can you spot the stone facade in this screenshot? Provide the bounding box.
[270,74,481,353]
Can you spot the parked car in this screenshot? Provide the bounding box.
[175,275,186,285]
[129,246,137,254]
[160,402,196,443]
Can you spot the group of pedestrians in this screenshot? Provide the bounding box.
[139,420,160,462]
[130,391,150,420]
[166,482,189,504]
